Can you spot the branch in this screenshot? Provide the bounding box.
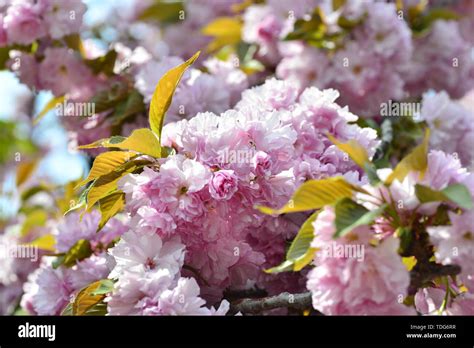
[408,263,461,295]
[229,291,313,315]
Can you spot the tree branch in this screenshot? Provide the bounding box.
[229,291,313,315]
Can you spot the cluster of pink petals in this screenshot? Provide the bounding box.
[243,0,474,117]
[118,78,378,303]
[133,53,248,123]
[307,206,414,315]
[416,91,474,168]
[20,211,128,315]
[2,0,85,46]
[105,229,229,315]
[307,150,474,315]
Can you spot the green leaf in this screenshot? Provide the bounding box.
[65,183,93,215]
[110,90,145,127]
[415,183,473,210]
[149,51,200,139]
[84,50,117,76]
[265,212,319,273]
[90,83,129,114]
[78,128,161,158]
[64,34,86,57]
[396,227,413,256]
[139,0,184,23]
[385,129,430,185]
[257,177,358,215]
[97,192,125,231]
[62,239,93,267]
[0,46,10,70]
[333,198,386,238]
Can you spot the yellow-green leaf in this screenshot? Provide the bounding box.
[33,96,65,125]
[328,134,369,169]
[24,234,56,252]
[20,210,47,237]
[385,129,430,185]
[257,177,357,215]
[86,159,146,210]
[201,17,242,52]
[16,160,38,187]
[98,192,125,231]
[78,128,161,158]
[149,51,200,139]
[73,280,107,316]
[76,151,135,189]
[402,256,417,271]
[62,239,93,267]
[266,212,319,273]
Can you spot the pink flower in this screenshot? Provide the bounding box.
[242,5,283,65]
[38,47,95,96]
[427,210,474,290]
[209,170,238,201]
[53,211,127,254]
[42,0,86,39]
[4,1,47,45]
[8,52,41,90]
[108,231,185,280]
[134,56,184,103]
[307,237,415,315]
[417,92,474,167]
[403,20,474,99]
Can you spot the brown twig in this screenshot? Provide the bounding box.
[229,291,313,315]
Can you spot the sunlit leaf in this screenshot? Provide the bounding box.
[97,192,125,231]
[202,17,242,52]
[33,96,65,125]
[265,212,319,273]
[16,160,38,186]
[24,234,56,252]
[385,129,430,185]
[62,239,93,267]
[86,159,148,210]
[257,177,358,215]
[73,280,109,316]
[78,128,161,158]
[149,51,200,139]
[20,209,47,237]
[76,151,135,189]
[402,256,417,271]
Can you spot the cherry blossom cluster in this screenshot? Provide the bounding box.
[117,78,378,308]
[243,0,474,117]
[307,151,474,315]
